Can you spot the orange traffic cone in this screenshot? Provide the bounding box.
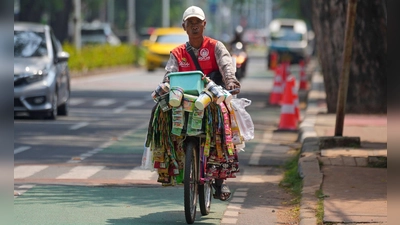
[269,51,278,70]
[269,64,284,105]
[278,75,298,130]
[299,60,308,90]
[292,80,300,121]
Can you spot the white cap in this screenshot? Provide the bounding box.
[182,6,205,21]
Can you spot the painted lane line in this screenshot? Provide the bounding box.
[126,100,146,107]
[14,165,49,179]
[221,189,247,224]
[235,188,249,192]
[69,98,85,106]
[92,99,117,106]
[114,100,146,113]
[56,166,104,179]
[14,184,35,198]
[113,107,126,114]
[230,197,245,203]
[80,153,94,158]
[14,146,31,154]
[66,123,149,164]
[224,210,239,217]
[233,191,248,197]
[227,203,242,210]
[123,167,157,181]
[69,122,89,130]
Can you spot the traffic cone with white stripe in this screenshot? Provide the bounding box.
[278,75,298,130]
[293,81,300,121]
[299,60,308,90]
[268,64,284,105]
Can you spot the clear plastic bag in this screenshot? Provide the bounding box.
[141,142,154,170]
[230,98,254,141]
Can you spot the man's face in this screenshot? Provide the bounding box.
[183,17,206,38]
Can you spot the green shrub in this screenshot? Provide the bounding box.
[62,43,145,72]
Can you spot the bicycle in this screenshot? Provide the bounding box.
[150,71,240,224]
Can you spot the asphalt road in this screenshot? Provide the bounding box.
[14,57,303,225]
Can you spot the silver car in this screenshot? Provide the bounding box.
[14,22,70,119]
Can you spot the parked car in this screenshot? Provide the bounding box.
[266,18,314,68]
[81,21,121,46]
[14,22,70,119]
[142,27,187,72]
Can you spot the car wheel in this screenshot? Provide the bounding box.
[46,93,57,120]
[57,89,69,116]
[57,100,68,116]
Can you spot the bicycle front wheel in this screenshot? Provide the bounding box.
[184,140,198,224]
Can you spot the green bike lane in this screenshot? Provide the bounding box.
[14,185,229,225]
[14,126,230,225]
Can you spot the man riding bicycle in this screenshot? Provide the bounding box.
[160,6,241,201]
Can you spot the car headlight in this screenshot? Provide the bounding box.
[23,69,48,84]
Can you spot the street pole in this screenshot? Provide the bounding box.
[107,0,114,25]
[162,0,170,27]
[334,0,358,136]
[73,0,81,51]
[128,0,138,66]
[128,0,136,44]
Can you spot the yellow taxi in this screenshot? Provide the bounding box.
[142,27,187,72]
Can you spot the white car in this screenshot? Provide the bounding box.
[81,22,121,46]
[14,22,70,119]
[266,18,314,67]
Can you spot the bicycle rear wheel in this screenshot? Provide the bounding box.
[199,180,212,215]
[184,140,198,224]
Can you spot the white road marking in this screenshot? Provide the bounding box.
[113,100,146,113]
[14,165,49,179]
[56,166,104,179]
[69,122,89,130]
[222,192,246,224]
[66,122,148,164]
[14,146,31,154]
[14,184,35,198]
[126,100,146,107]
[113,107,126,114]
[123,167,156,180]
[69,98,85,106]
[92,99,117,106]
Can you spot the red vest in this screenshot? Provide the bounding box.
[171,36,219,76]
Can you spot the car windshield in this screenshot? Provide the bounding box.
[156,34,187,44]
[81,29,104,35]
[14,31,48,57]
[271,27,303,42]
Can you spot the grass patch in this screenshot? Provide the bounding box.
[280,149,302,204]
[315,189,325,224]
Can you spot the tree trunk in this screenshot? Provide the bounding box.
[312,0,387,113]
[50,0,72,43]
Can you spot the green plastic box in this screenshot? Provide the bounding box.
[168,71,206,95]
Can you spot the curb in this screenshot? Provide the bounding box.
[298,71,326,225]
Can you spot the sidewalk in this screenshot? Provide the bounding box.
[298,71,387,224]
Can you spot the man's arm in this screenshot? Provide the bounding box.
[162,53,179,83]
[215,41,241,94]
